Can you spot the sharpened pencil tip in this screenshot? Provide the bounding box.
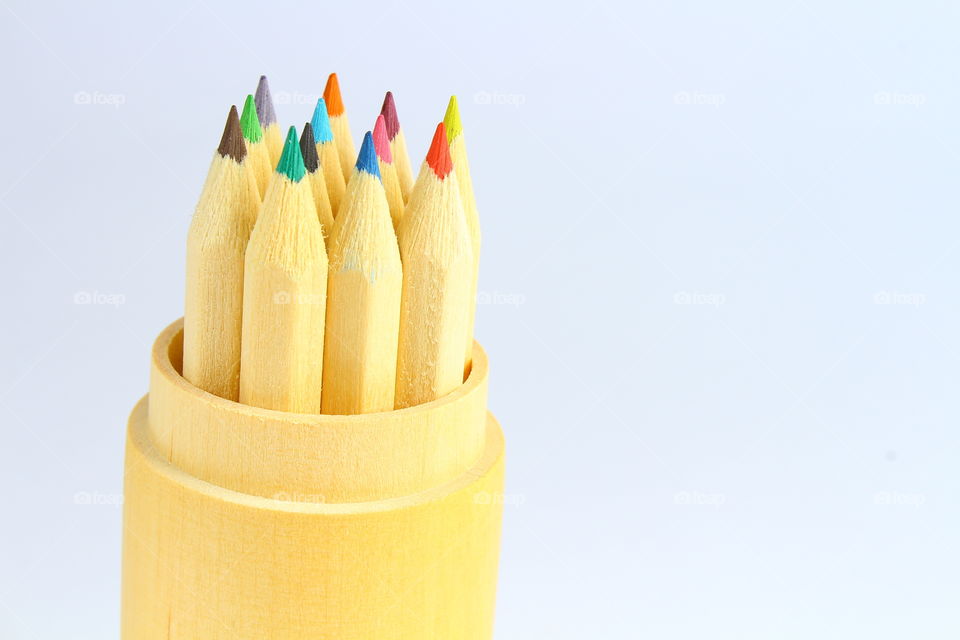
[426,123,453,180]
[443,96,462,142]
[380,91,400,140]
[277,126,306,182]
[255,76,277,126]
[217,105,247,162]
[372,115,392,164]
[240,95,263,143]
[323,73,345,116]
[355,131,381,180]
[299,123,320,173]
[311,99,334,144]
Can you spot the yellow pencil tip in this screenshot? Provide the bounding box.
[443,96,462,142]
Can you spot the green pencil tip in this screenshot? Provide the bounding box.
[240,95,263,143]
[443,95,462,142]
[276,126,306,182]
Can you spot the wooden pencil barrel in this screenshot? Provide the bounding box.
[121,320,504,639]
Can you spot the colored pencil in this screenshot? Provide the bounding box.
[299,122,335,244]
[373,114,405,231]
[323,73,356,183]
[255,75,283,166]
[240,94,272,197]
[182,105,261,401]
[311,98,346,215]
[395,123,473,408]
[239,126,327,412]
[380,91,414,203]
[321,132,402,414]
[443,96,481,372]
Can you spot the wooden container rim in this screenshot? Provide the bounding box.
[128,394,504,514]
[154,318,488,425]
[146,319,490,501]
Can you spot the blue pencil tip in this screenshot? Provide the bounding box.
[311,98,334,144]
[355,131,381,180]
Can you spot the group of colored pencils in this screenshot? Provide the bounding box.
[182,74,480,415]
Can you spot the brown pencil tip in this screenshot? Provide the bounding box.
[217,105,247,162]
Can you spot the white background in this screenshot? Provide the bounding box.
[1,1,958,637]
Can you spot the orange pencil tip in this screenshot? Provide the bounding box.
[323,73,345,116]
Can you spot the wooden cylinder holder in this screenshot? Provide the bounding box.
[121,319,505,639]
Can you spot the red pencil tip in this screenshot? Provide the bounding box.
[425,123,453,179]
[323,73,345,116]
[373,115,392,163]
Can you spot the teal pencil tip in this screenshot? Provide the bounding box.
[276,126,306,182]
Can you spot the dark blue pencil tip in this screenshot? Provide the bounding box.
[355,131,381,180]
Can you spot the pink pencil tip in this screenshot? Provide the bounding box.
[372,115,393,163]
